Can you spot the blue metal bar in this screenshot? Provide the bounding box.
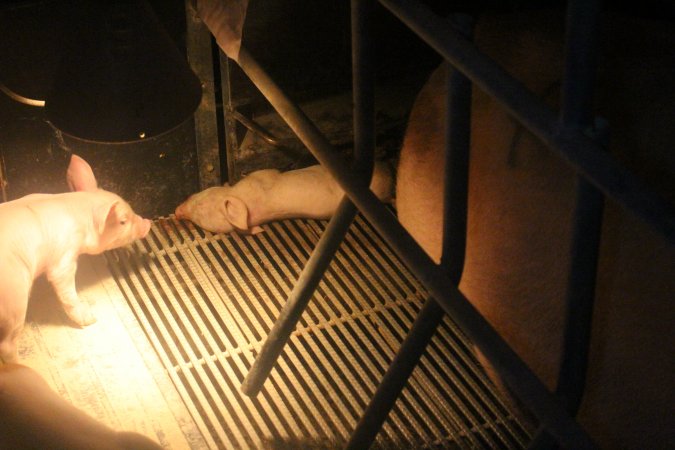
[529,2,605,447]
[351,0,376,173]
[346,15,474,449]
[556,0,606,413]
[378,0,675,245]
[239,0,376,397]
[240,198,357,396]
[346,298,446,449]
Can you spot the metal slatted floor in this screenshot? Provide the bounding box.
[105,215,533,449]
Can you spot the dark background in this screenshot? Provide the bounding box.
[0,0,673,217]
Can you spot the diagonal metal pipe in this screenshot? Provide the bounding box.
[240,198,358,396]
[240,0,377,397]
[234,43,596,450]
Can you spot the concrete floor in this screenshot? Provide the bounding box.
[18,254,207,449]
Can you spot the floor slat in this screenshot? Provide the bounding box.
[106,215,533,449]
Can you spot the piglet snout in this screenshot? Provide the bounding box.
[175,198,191,220]
[174,204,186,219]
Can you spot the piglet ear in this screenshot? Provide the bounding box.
[94,200,120,235]
[67,154,98,192]
[223,196,250,232]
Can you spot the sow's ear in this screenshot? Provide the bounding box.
[67,154,98,192]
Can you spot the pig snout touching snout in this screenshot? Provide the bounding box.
[175,161,394,234]
[396,12,675,450]
[0,154,151,363]
[174,196,193,220]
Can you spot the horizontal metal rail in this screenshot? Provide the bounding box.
[235,43,596,449]
[379,0,675,245]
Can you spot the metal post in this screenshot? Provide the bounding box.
[556,0,606,419]
[351,0,376,173]
[240,0,376,397]
[346,15,474,450]
[529,1,605,448]
[185,0,221,189]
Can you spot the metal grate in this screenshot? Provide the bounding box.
[105,215,532,449]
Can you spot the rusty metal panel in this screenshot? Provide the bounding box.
[185,0,221,190]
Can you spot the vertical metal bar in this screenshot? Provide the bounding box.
[219,50,239,183]
[529,1,604,448]
[351,0,376,173]
[346,15,474,449]
[185,0,221,189]
[240,0,376,397]
[345,298,444,449]
[558,180,605,410]
[441,28,472,278]
[557,0,605,416]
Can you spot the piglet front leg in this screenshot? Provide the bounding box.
[0,265,32,362]
[46,256,96,327]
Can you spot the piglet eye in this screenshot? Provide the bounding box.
[120,220,127,225]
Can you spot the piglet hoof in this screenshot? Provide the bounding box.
[67,305,97,328]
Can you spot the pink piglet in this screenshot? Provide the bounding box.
[0,154,151,362]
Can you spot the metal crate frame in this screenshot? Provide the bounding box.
[195,0,675,449]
